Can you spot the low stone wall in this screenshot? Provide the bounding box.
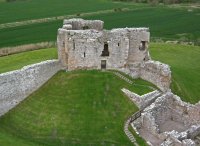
[0,60,61,116]
[122,88,161,109]
[139,60,171,92]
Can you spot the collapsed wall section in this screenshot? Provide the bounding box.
[0,60,61,117]
[133,92,200,146]
[139,60,171,92]
[63,18,104,31]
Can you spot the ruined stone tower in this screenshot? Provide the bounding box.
[57,18,150,71]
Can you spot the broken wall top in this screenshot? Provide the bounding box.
[63,18,104,31]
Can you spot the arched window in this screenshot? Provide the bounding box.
[101,43,109,56]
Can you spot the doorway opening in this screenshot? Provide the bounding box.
[101,60,106,69]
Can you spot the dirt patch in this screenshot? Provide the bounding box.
[159,120,189,133]
[138,127,163,146]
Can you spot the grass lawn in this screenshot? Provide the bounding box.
[0,70,154,146]
[150,43,200,103]
[0,48,57,74]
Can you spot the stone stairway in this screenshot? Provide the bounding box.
[124,93,162,145]
[106,70,163,145]
[112,71,133,84]
[124,118,139,146]
[110,70,156,90]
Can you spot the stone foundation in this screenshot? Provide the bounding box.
[133,92,200,146]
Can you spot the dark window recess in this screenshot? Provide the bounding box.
[73,41,75,50]
[139,41,146,51]
[83,26,89,30]
[101,43,109,56]
[118,43,120,47]
[84,52,86,57]
[62,42,65,47]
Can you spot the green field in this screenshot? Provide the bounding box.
[0,2,199,48]
[0,70,155,146]
[150,43,200,103]
[0,48,57,73]
[0,0,133,24]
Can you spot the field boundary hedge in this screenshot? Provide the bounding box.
[0,41,56,56]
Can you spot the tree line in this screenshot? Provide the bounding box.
[113,0,199,4]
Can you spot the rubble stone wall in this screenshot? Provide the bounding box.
[63,18,104,31]
[137,92,200,145]
[139,60,171,92]
[0,60,61,116]
[57,19,150,71]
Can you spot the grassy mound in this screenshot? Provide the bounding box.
[0,70,154,146]
[0,48,57,74]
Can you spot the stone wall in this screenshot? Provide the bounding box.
[139,60,171,92]
[121,88,160,108]
[0,60,61,116]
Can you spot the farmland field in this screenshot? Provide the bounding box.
[0,70,154,146]
[0,2,199,48]
[0,0,135,24]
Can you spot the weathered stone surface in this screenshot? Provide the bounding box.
[0,60,61,116]
[57,19,150,72]
[133,92,200,146]
[63,18,104,31]
[122,88,160,108]
[139,60,171,92]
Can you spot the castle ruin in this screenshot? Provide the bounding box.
[57,18,150,71]
[0,18,199,146]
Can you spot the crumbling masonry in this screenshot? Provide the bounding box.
[57,18,171,92]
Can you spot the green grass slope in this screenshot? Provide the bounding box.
[0,48,57,73]
[0,70,153,146]
[150,43,200,103]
